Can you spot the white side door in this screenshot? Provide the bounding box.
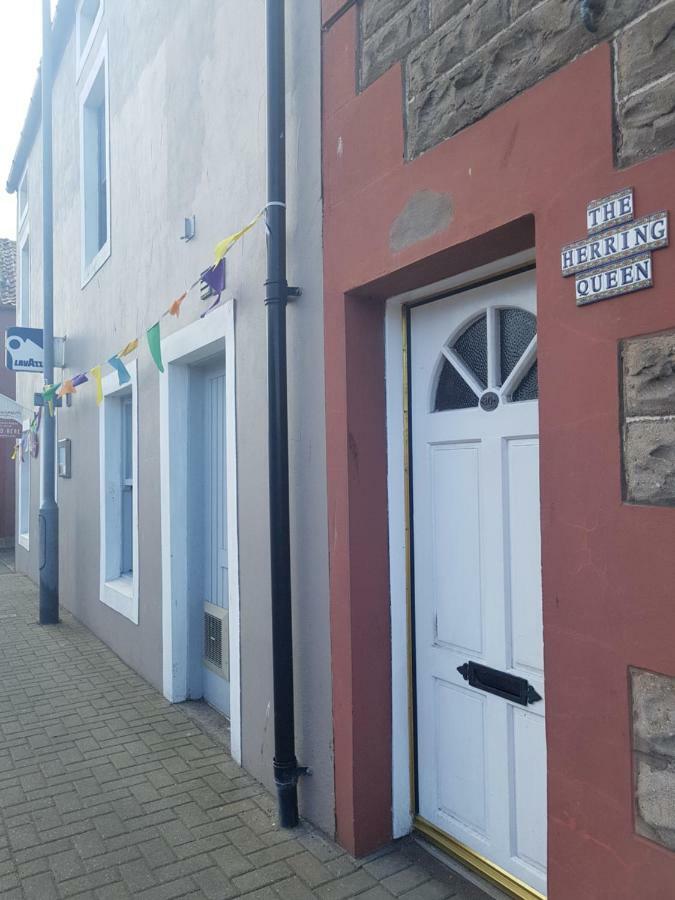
[410,269,546,896]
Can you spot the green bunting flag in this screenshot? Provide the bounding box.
[146,322,164,373]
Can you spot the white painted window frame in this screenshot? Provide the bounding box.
[17,170,28,230]
[79,34,111,287]
[17,419,31,551]
[159,301,242,763]
[99,359,139,623]
[75,0,104,81]
[384,249,536,838]
[17,225,30,328]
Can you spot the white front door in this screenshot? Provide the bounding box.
[410,269,546,896]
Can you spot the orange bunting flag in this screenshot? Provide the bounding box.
[167,292,187,317]
[57,380,76,398]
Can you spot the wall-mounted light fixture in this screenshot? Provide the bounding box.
[580,0,605,32]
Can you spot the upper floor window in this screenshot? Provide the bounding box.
[79,37,110,285]
[18,229,30,327]
[17,171,28,228]
[76,0,104,78]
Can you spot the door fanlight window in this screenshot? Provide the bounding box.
[433,307,538,412]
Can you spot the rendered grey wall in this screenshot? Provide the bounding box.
[14,0,333,835]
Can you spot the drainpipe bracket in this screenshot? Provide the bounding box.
[287,286,302,299]
[273,759,311,786]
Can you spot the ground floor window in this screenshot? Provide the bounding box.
[99,360,139,623]
[17,424,30,550]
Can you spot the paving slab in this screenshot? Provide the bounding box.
[0,569,496,899]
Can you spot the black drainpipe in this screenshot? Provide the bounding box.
[265,0,307,828]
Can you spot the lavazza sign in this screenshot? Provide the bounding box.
[561,188,669,305]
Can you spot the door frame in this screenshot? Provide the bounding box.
[159,300,242,762]
[384,249,542,898]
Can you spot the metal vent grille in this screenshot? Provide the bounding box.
[204,612,223,669]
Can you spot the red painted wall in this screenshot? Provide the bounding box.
[321,6,675,897]
[0,304,16,544]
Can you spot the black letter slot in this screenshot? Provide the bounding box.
[457,661,542,706]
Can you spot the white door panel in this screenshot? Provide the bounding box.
[410,269,546,896]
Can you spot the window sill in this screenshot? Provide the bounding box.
[100,573,138,624]
[81,239,111,288]
[105,575,133,598]
[17,533,29,551]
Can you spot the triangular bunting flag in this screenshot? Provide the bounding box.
[214,210,263,264]
[57,380,76,398]
[108,356,131,386]
[167,292,187,317]
[146,322,164,373]
[118,339,139,358]
[90,366,103,405]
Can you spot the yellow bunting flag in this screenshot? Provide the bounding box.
[90,365,103,406]
[214,210,264,265]
[167,292,187,317]
[118,338,139,358]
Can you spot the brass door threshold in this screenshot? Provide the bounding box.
[414,816,546,900]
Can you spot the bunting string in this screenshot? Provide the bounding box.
[7,203,280,450]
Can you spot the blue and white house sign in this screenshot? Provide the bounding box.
[561,188,669,305]
[5,327,44,372]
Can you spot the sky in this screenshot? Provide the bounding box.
[0,1,54,240]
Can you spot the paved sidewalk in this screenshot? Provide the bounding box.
[0,568,494,900]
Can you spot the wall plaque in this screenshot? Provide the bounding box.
[561,189,669,306]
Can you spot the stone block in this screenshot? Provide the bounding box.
[361,1,430,88]
[509,0,542,19]
[617,71,675,167]
[623,419,675,505]
[593,0,661,39]
[430,0,474,27]
[407,0,592,156]
[362,0,423,40]
[631,668,675,851]
[616,0,675,99]
[622,332,675,418]
[407,0,509,97]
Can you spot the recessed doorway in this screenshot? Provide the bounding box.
[159,303,241,761]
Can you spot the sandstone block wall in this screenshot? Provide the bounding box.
[622,331,675,506]
[358,0,675,163]
[631,668,675,852]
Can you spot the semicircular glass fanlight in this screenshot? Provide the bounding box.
[433,307,538,412]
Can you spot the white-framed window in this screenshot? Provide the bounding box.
[99,360,138,623]
[75,0,104,79]
[17,170,28,229]
[18,227,30,327]
[17,421,31,551]
[79,36,110,286]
